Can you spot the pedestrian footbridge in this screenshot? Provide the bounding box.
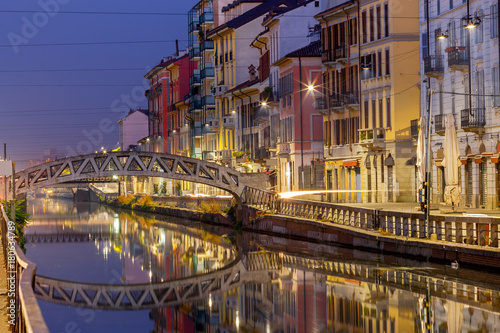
[8,152,267,199]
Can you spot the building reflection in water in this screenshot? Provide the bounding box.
[24,199,500,332]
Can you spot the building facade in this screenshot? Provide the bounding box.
[421,0,500,208]
[316,0,420,203]
[118,109,149,152]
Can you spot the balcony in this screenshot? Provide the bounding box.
[188,20,200,34]
[190,71,201,86]
[200,10,213,25]
[214,149,232,163]
[200,40,214,52]
[202,95,215,106]
[255,146,270,160]
[277,142,291,156]
[359,128,386,149]
[189,97,202,111]
[321,45,347,65]
[253,106,269,124]
[329,92,359,110]
[410,118,419,138]
[447,46,468,71]
[202,151,215,160]
[201,67,214,79]
[314,97,328,115]
[434,114,445,135]
[424,55,444,78]
[214,85,228,96]
[189,46,200,59]
[222,115,235,129]
[461,108,485,133]
[206,119,219,132]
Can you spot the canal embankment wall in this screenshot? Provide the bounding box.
[98,196,500,270]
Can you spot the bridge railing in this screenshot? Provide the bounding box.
[244,188,500,249]
[0,204,49,333]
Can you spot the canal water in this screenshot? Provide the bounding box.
[24,198,500,333]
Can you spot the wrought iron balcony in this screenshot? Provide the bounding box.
[447,46,468,70]
[434,114,445,135]
[461,108,485,133]
[410,118,419,137]
[329,92,359,109]
[424,55,444,77]
[321,45,347,64]
[314,97,328,115]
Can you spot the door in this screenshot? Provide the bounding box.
[466,160,473,206]
[480,159,487,206]
[355,167,361,203]
[387,165,394,202]
[327,170,333,203]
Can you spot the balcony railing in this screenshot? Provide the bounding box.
[329,92,359,108]
[359,128,386,147]
[189,73,201,85]
[189,98,202,111]
[189,46,200,59]
[200,10,213,25]
[461,108,485,131]
[202,95,215,106]
[321,45,347,63]
[188,20,200,33]
[200,40,214,52]
[202,151,215,160]
[277,142,291,155]
[434,114,445,135]
[424,55,444,76]
[447,47,468,69]
[201,67,214,79]
[222,115,235,128]
[410,118,419,137]
[315,97,327,114]
[255,146,270,160]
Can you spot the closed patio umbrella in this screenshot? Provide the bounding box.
[441,113,461,206]
[416,117,426,201]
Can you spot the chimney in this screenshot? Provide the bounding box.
[175,39,179,56]
[248,65,257,81]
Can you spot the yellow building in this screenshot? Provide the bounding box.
[315,0,420,203]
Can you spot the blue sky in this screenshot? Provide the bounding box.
[0,0,197,168]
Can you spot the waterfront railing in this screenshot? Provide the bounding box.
[0,204,49,333]
[244,187,500,249]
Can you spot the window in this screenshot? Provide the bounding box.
[493,67,500,107]
[372,100,376,128]
[364,100,369,128]
[376,6,381,39]
[384,3,389,37]
[362,11,367,44]
[476,9,484,43]
[447,21,456,48]
[372,53,377,78]
[421,33,429,59]
[377,50,382,76]
[449,0,453,10]
[476,69,485,109]
[386,97,391,128]
[369,8,374,42]
[439,83,443,114]
[437,0,440,15]
[464,74,469,109]
[385,49,390,75]
[491,4,499,39]
[378,99,383,128]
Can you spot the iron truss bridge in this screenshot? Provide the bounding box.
[6,152,267,199]
[32,251,500,312]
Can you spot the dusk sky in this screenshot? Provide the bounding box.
[0,1,197,168]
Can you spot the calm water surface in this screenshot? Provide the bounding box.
[24,198,500,333]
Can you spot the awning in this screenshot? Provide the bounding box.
[492,155,499,163]
[474,155,483,164]
[434,159,443,167]
[343,159,358,167]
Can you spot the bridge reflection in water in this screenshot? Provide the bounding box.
[25,199,500,332]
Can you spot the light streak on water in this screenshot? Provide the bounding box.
[278,189,377,199]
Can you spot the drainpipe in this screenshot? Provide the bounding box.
[299,56,304,190]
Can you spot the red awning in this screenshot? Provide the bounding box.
[343,160,358,167]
